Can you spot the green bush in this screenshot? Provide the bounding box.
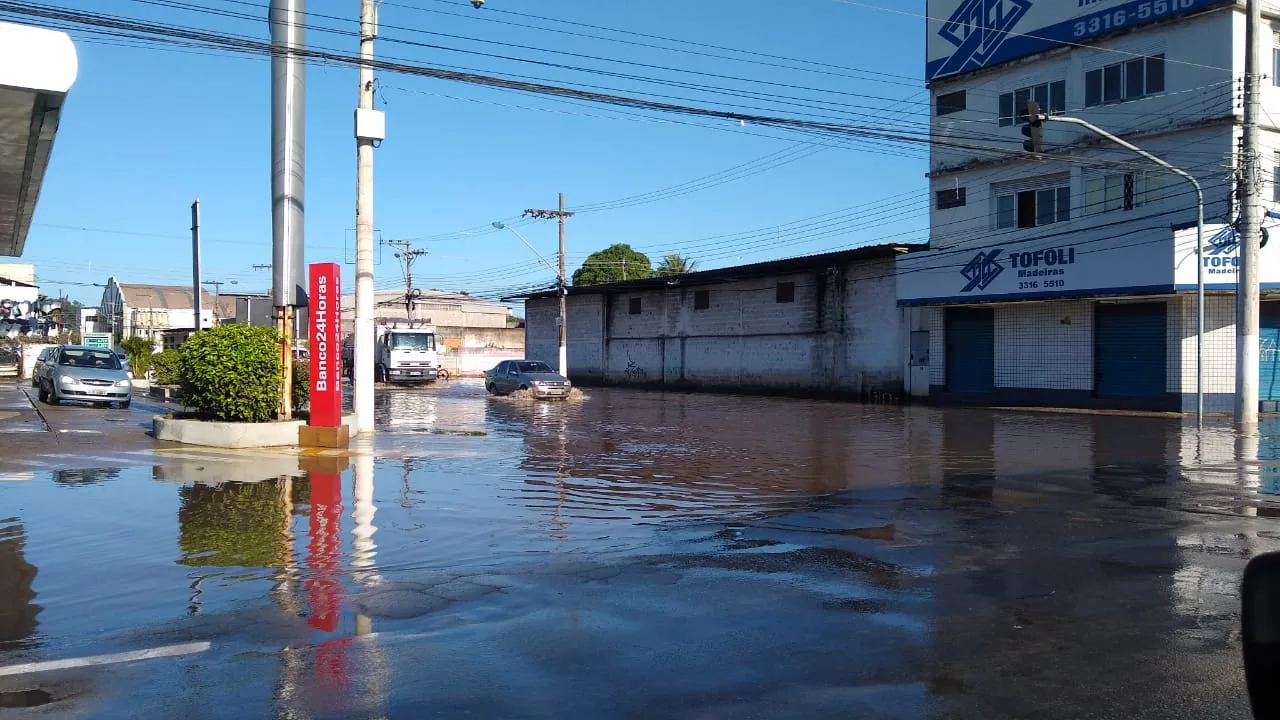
[292,360,310,413]
[118,336,154,376]
[151,349,181,386]
[179,325,281,422]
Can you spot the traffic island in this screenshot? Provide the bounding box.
[154,414,357,449]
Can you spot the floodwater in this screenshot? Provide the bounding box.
[2,381,1279,717]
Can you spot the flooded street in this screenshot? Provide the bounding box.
[1,381,1277,717]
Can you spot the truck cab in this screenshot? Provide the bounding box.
[375,323,439,384]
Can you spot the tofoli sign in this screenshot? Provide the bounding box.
[926,0,1229,81]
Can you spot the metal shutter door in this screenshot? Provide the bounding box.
[1260,303,1280,401]
[1094,303,1167,399]
[945,307,994,393]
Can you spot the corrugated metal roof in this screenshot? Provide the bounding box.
[118,284,217,310]
[505,243,928,300]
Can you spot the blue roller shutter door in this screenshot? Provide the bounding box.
[1260,303,1280,401]
[946,307,995,394]
[1094,303,1167,399]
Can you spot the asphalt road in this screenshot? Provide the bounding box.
[0,383,1273,718]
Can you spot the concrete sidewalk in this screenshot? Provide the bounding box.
[0,383,46,434]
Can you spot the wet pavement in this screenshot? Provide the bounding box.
[0,380,1276,717]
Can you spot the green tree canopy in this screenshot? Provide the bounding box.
[655,254,698,276]
[572,244,652,286]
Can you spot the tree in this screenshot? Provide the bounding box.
[572,244,652,286]
[655,254,698,276]
[118,336,154,376]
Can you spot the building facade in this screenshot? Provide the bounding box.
[99,279,216,350]
[520,245,925,397]
[340,289,523,373]
[901,0,1280,411]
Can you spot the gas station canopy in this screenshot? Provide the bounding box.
[0,22,76,257]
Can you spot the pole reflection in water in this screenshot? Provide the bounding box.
[351,451,379,587]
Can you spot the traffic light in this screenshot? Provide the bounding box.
[1021,100,1044,154]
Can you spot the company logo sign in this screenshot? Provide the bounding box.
[961,249,1005,292]
[960,246,1077,292]
[936,0,1032,78]
[927,0,1230,81]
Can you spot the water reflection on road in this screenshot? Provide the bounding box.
[2,382,1280,716]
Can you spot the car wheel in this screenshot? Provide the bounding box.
[119,399,131,410]
[46,384,60,406]
[486,382,496,395]
[376,364,387,383]
[37,382,48,403]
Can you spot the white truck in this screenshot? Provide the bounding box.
[375,322,439,384]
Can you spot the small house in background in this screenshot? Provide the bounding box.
[99,279,217,351]
[513,244,927,399]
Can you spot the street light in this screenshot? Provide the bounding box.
[492,221,567,375]
[1041,112,1205,428]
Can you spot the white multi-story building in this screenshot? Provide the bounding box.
[899,0,1280,412]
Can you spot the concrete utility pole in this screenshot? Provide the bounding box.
[270,0,307,420]
[1238,0,1263,428]
[524,195,573,377]
[385,240,427,324]
[190,199,202,333]
[353,0,384,434]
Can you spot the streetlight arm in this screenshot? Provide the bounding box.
[1043,115,1203,202]
[498,226,562,280]
[1043,113,1205,428]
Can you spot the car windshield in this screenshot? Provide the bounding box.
[390,333,435,350]
[60,349,121,370]
[517,361,554,374]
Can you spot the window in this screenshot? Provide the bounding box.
[936,90,966,116]
[996,184,1071,229]
[1274,151,1280,203]
[936,187,967,209]
[1274,33,1280,87]
[1084,171,1164,214]
[1085,55,1165,106]
[776,282,796,303]
[999,81,1066,126]
[628,297,642,315]
[694,290,710,310]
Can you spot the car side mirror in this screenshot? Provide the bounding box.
[1243,551,1280,718]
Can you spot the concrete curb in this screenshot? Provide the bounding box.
[153,414,357,449]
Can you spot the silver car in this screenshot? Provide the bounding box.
[38,345,133,409]
[485,360,571,398]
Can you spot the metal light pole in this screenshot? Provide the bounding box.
[269,0,307,420]
[1043,113,1205,428]
[1239,0,1263,429]
[492,221,565,372]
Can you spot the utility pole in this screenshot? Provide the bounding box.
[1239,0,1262,429]
[524,195,573,377]
[354,0,384,434]
[191,199,202,333]
[384,240,427,324]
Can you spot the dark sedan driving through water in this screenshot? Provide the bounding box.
[485,360,571,398]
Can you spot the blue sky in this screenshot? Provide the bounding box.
[15,0,927,309]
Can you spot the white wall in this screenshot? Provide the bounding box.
[527,258,905,395]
